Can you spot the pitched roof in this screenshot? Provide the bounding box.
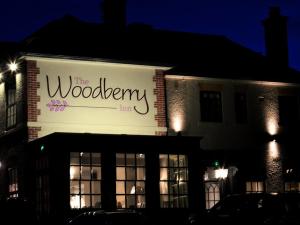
[15,15,300,83]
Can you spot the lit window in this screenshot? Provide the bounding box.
[8,168,18,198]
[246,181,264,193]
[285,182,300,192]
[70,152,101,209]
[159,154,189,208]
[6,89,17,129]
[116,153,146,209]
[200,91,222,122]
[205,182,220,209]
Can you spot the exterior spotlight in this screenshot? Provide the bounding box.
[215,168,228,179]
[8,61,18,72]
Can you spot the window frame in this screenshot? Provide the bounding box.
[200,91,223,122]
[116,153,146,209]
[70,152,102,209]
[6,88,17,129]
[159,154,189,208]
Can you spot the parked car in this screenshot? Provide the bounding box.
[188,193,300,225]
[68,209,149,225]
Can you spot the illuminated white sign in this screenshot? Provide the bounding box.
[26,57,168,138]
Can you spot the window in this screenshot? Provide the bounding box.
[8,168,18,198]
[246,181,264,193]
[200,91,222,122]
[159,154,188,208]
[235,92,247,123]
[36,157,50,214]
[278,96,298,126]
[285,182,300,192]
[6,89,17,129]
[70,152,102,209]
[205,182,220,209]
[116,153,146,209]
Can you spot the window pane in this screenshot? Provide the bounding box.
[82,195,91,208]
[160,168,168,180]
[116,167,125,180]
[70,181,80,194]
[92,195,101,208]
[137,168,145,180]
[136,181,145,194]
[169,155,178,167]
[91,167,101,180]
[91,153,101,165]
[126,167,136,180]
[159,155,168,167]
[91,181,101,194]
[179,155,188,167]
[116,181,125,194]
[179,182,188,194]
[126,181,135,194]
[160,181,168,194]
[70,153,80,165]
[70,166,80,180]
[116,153,125,166]
[82,166,91,180]
[160,195,169,208]
[81,153,90,165]
[137,195,146,208]
[116,195,125,208]
[136,154,145,166]
[126,154,135,166]
[82,181,91,194]
[70,195,81,209]
[126,195,136,208]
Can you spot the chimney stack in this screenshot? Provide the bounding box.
[101,0,127,31]
[263,7,288,69]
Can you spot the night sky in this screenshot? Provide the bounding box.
[0,0,299,70]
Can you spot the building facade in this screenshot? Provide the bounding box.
[0,4,299,224]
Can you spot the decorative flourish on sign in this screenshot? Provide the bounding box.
[47,100,68,112]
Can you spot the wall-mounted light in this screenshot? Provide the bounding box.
[8,61,18,72]
[215,168,228,179]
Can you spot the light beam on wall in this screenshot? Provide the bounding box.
[267,118,278,136]
[173,115,184,132]
[268,140,279,159]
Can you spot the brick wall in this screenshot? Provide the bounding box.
[26,60,41,141]
[153,69,167,136]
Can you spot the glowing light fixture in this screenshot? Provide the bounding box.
[8,61,18,72]
[215,168,228,179]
